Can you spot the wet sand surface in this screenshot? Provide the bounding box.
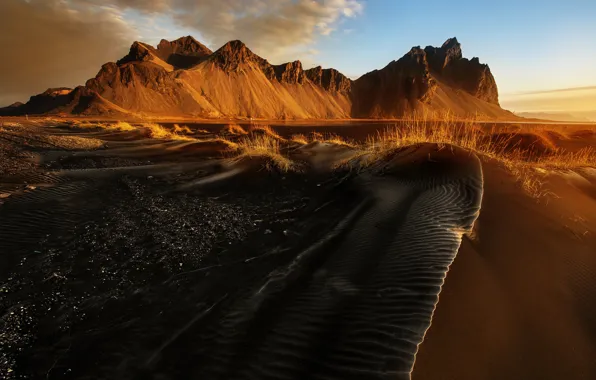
[1,123,483,379]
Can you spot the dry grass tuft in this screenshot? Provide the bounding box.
[235,134,295,172]
[348,112,596,198]
[291,134,309,145]
[537,147,596,169]
[173,124,193,134]
[68,120,137,132]
[310,132,324,141]
[221,124,248,135]
[249,125,284,140]
[143,123,194,141]
[502,161,551,198]
[319,133,356,147]
[291,131,354,147]
[110,121,136,131]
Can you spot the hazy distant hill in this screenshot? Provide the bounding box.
[516,112,594,123]
[1,36,516,120]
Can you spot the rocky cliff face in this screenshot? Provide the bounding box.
[117,42,159,66]
[209,40,271,73]
[2,36,506,119]
[351,37,501,117]
[273,61,306,84]
[351,47,436,118]
[424,37,499,105]
[441,56,499,104]
[155,36,212,69]
[424,37,463,73]
[305,67,351,94]
[210,41,311,86]
[87,60,175,91]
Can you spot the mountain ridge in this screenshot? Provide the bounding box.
[1,36,514,120]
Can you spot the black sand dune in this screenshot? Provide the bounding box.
[0,124,482,379]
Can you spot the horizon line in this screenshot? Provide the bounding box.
[505,85,596,96]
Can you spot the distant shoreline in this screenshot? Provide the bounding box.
[1,115,595,126]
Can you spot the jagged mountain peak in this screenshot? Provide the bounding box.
[305,66,352,93]
[442,37,460,49]
[210,40,270,71]
[116,41,159,66]
[157,36,212,57]
[154,36,212,69]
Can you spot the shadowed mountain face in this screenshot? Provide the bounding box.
[351,47,435,118]
[1,37,508,119]
[351,37,502,118]
[156,36,213,69]
[425,38,499,105]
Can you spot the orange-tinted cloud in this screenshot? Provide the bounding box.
[0,0,365,105]
[77,0,363,62]
[0,0,134,105]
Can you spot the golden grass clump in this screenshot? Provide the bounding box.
[173,124,193,134]
[221,124,248,135]
[359,112,558,164]
[351,112,596,198]
[108,121,136,131]
[364,115,492,158]
[310,131,324,141]
[249,125,284,140]
[319,133,356,147]
[291,131,354,147]
[537,147,596,169]
[143,123,194,141]
[68,120,136,132]
[291,134,309,145]
[501,161,550,198]
[235,134,295,172]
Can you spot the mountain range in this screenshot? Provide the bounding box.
[0,36,516,120]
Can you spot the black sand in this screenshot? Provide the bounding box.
[1,123,482,379]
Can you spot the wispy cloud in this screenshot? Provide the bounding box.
[518,85,596,95]
[0,0,365,105]
[501,85,596,113]
[78,0,365,62]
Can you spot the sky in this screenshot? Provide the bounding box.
[1,0,595,116]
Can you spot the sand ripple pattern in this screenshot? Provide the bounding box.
[193,153,484,379]
[0,179,97,277]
